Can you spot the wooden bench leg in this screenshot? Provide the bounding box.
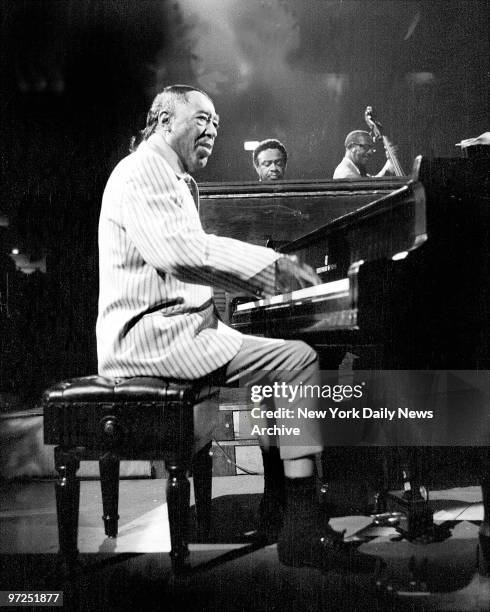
[165,453,191,573]
[99,451,120,538]
[54,446,80,564]
[192,442,212,536]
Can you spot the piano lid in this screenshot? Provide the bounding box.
[277,178,427,283]
[198,176,407,246]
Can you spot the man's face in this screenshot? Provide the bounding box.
[349,134,375,168]
[255,148,287,181]
[165,91,219,173]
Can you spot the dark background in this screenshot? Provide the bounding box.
[0,0,488,404]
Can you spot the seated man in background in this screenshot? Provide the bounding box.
[253,138,288,181]
[333,130,393,179]
[97,84,377,573]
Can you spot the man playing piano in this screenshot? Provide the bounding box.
[253,138,288,181]
[96,84,377,573]
[333,130,393,179]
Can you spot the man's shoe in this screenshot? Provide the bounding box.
[277,525,382,573]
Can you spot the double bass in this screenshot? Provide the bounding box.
[365,106,405,176]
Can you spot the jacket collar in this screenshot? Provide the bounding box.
[143,133,188,180]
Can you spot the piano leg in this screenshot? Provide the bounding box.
[368,451,390,515]
[384,448,437,541]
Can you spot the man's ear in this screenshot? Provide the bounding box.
[158,110,172,129]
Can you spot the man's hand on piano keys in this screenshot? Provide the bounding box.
[275,255,322,293]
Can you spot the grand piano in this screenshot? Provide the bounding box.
[201,155,490,562]
[199,173,406,320]
[228,156,489,371]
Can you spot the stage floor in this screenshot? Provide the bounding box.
[0,476,488,611]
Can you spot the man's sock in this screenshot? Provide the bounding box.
[281,475,325,532]
[258,447,285,540]
[278,475,332,565]
[261,446,285,506]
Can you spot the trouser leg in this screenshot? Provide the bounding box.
[219,334,321,541]
[223,334,323,460]
[215,334,380,570]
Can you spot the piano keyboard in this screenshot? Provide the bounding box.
[236,278,350,312]
[233,278,357,335]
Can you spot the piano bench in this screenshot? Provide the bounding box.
[43,375,220,573]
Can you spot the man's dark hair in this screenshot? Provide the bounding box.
[253,139,288,166]
[130,84,213,151]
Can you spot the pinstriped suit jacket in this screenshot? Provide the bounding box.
[96,134,280,379]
